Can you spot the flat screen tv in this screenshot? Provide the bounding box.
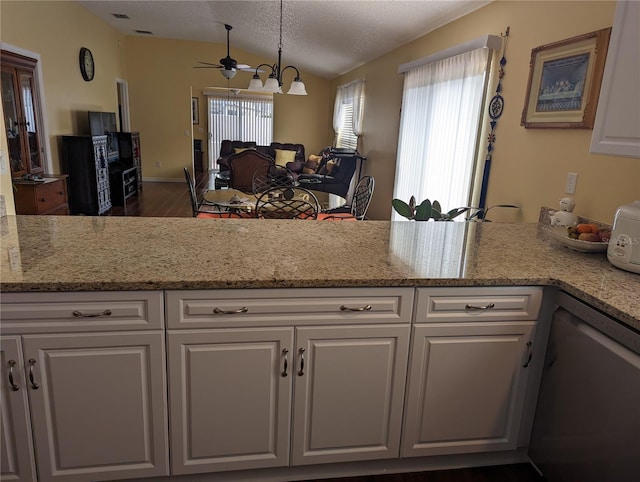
[88,111,119,163]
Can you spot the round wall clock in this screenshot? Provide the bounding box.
[79,47,94,81]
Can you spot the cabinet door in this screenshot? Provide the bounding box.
[292,325,410,466]
[167,328,294,475]
[402,322,535,457]
[22,332,169,482]
[0,337,36,482]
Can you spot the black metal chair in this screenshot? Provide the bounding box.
[184,167,244,218]
[255,187,320,220]
[252,165,296,194]
[319,176,375,220]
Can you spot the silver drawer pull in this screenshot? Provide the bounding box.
[522,341,533,368]
[297,347,305,376]
[28,359,39,390]
[8,360,19,391]
[213,307,249,315]
[340,304,372,312]
[72,309,112,318]
[465,303,495,311]
[281,349,289,377]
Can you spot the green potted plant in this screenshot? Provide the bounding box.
[392,196,470,221]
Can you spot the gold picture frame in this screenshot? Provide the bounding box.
[521,28,611,129]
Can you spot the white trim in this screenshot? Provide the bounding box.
[1,42,53,174]
[398,35,502,74]
[202,88,273,100]
[116,79,131,132]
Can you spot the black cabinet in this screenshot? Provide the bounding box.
[116,131,142,190]
[60,135,111,215]
[109,163,137,206]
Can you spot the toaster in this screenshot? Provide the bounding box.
[607,200,640,274]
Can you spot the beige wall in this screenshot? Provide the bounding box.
[0,1,333,190]
[334,0,639,223]
[124,36,332,180]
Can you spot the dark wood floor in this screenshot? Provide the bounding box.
[108,176,212,217]
[299,463,543,482]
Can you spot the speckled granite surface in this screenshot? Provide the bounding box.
[1,215,638,330]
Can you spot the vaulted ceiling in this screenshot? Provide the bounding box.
[78,0,492,79]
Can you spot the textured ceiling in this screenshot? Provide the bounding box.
[78,0,492,79]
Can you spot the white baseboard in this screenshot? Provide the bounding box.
[141,177,184,183]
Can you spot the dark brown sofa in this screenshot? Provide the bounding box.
[217,140,305,172]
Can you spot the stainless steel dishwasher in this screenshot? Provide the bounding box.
[529,291,640,482]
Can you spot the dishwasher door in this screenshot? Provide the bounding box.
[529,295,640,482]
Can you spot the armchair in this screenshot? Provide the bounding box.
[296,148,366,199]
[228,149,275,194]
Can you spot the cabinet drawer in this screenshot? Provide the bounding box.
[415,287,543,322]
[0,291,164,334]
[36,180,67,213]
[166,288,414,328]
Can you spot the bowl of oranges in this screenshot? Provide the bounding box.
[546,223,610,253]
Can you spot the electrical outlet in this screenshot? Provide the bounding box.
[565,172,578,194]
[155,161,161,168]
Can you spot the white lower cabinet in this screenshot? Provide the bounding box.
[1,336,37,482]
[401,287,541,458]
[0,291,169,482]
[291,325,409,466]
[167,328,294,474]
[165,288,413,475]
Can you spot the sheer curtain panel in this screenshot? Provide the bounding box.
[393,47,490,220]
[333,79,365,150]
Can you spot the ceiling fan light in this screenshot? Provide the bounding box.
[221,68,237,80]
[248,76,264,91]
[287,79,307,95]
[264,77,280,93]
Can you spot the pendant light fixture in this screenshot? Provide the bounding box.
[248,0,308,95]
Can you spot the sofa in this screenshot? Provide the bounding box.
[293,148,366,199]
[217,140,305,172]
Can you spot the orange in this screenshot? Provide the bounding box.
[576,224,592,234]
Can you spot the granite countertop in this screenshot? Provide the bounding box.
[1,215,638,330]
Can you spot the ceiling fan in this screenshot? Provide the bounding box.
[194,24,257,79]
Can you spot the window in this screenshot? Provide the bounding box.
[206,92,273,170]
[393,44,494,220]
[333,79,365,150]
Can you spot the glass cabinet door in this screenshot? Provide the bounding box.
[19,71,43,173]
[1,51,45,177]
[1,68,27,176]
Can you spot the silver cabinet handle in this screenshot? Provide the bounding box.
[465,303,495,311]
[72,309,112,318]
[340,304,372,312]
[213,307,248,314]
[28,358,39,390]
[8,360,19,391]
[281,348,289,377]
[522,341,533,368]
[297,347,305,376]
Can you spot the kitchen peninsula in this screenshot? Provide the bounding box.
[1,216,638,482]
[2,216,638,327]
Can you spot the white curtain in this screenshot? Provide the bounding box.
[393,47,490,219]
[206,92,273,170]
[333,79,365,149]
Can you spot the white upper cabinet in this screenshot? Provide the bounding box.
[590,0,640,158]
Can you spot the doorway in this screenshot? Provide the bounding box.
[116,79,130,132]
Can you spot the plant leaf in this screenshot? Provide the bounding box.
[391,199,414,219]
[415,199,432,221]
[446,207,471,220]
[432,200,443,220]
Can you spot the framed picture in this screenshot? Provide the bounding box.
[191,97,199,125]
[521,28,611,128]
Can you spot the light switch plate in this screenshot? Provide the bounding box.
[565,172,578,194]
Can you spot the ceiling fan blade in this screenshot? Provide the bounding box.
[237,66,265,73]
[197,61,222,66]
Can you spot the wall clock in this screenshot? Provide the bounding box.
[79,47,94,81]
